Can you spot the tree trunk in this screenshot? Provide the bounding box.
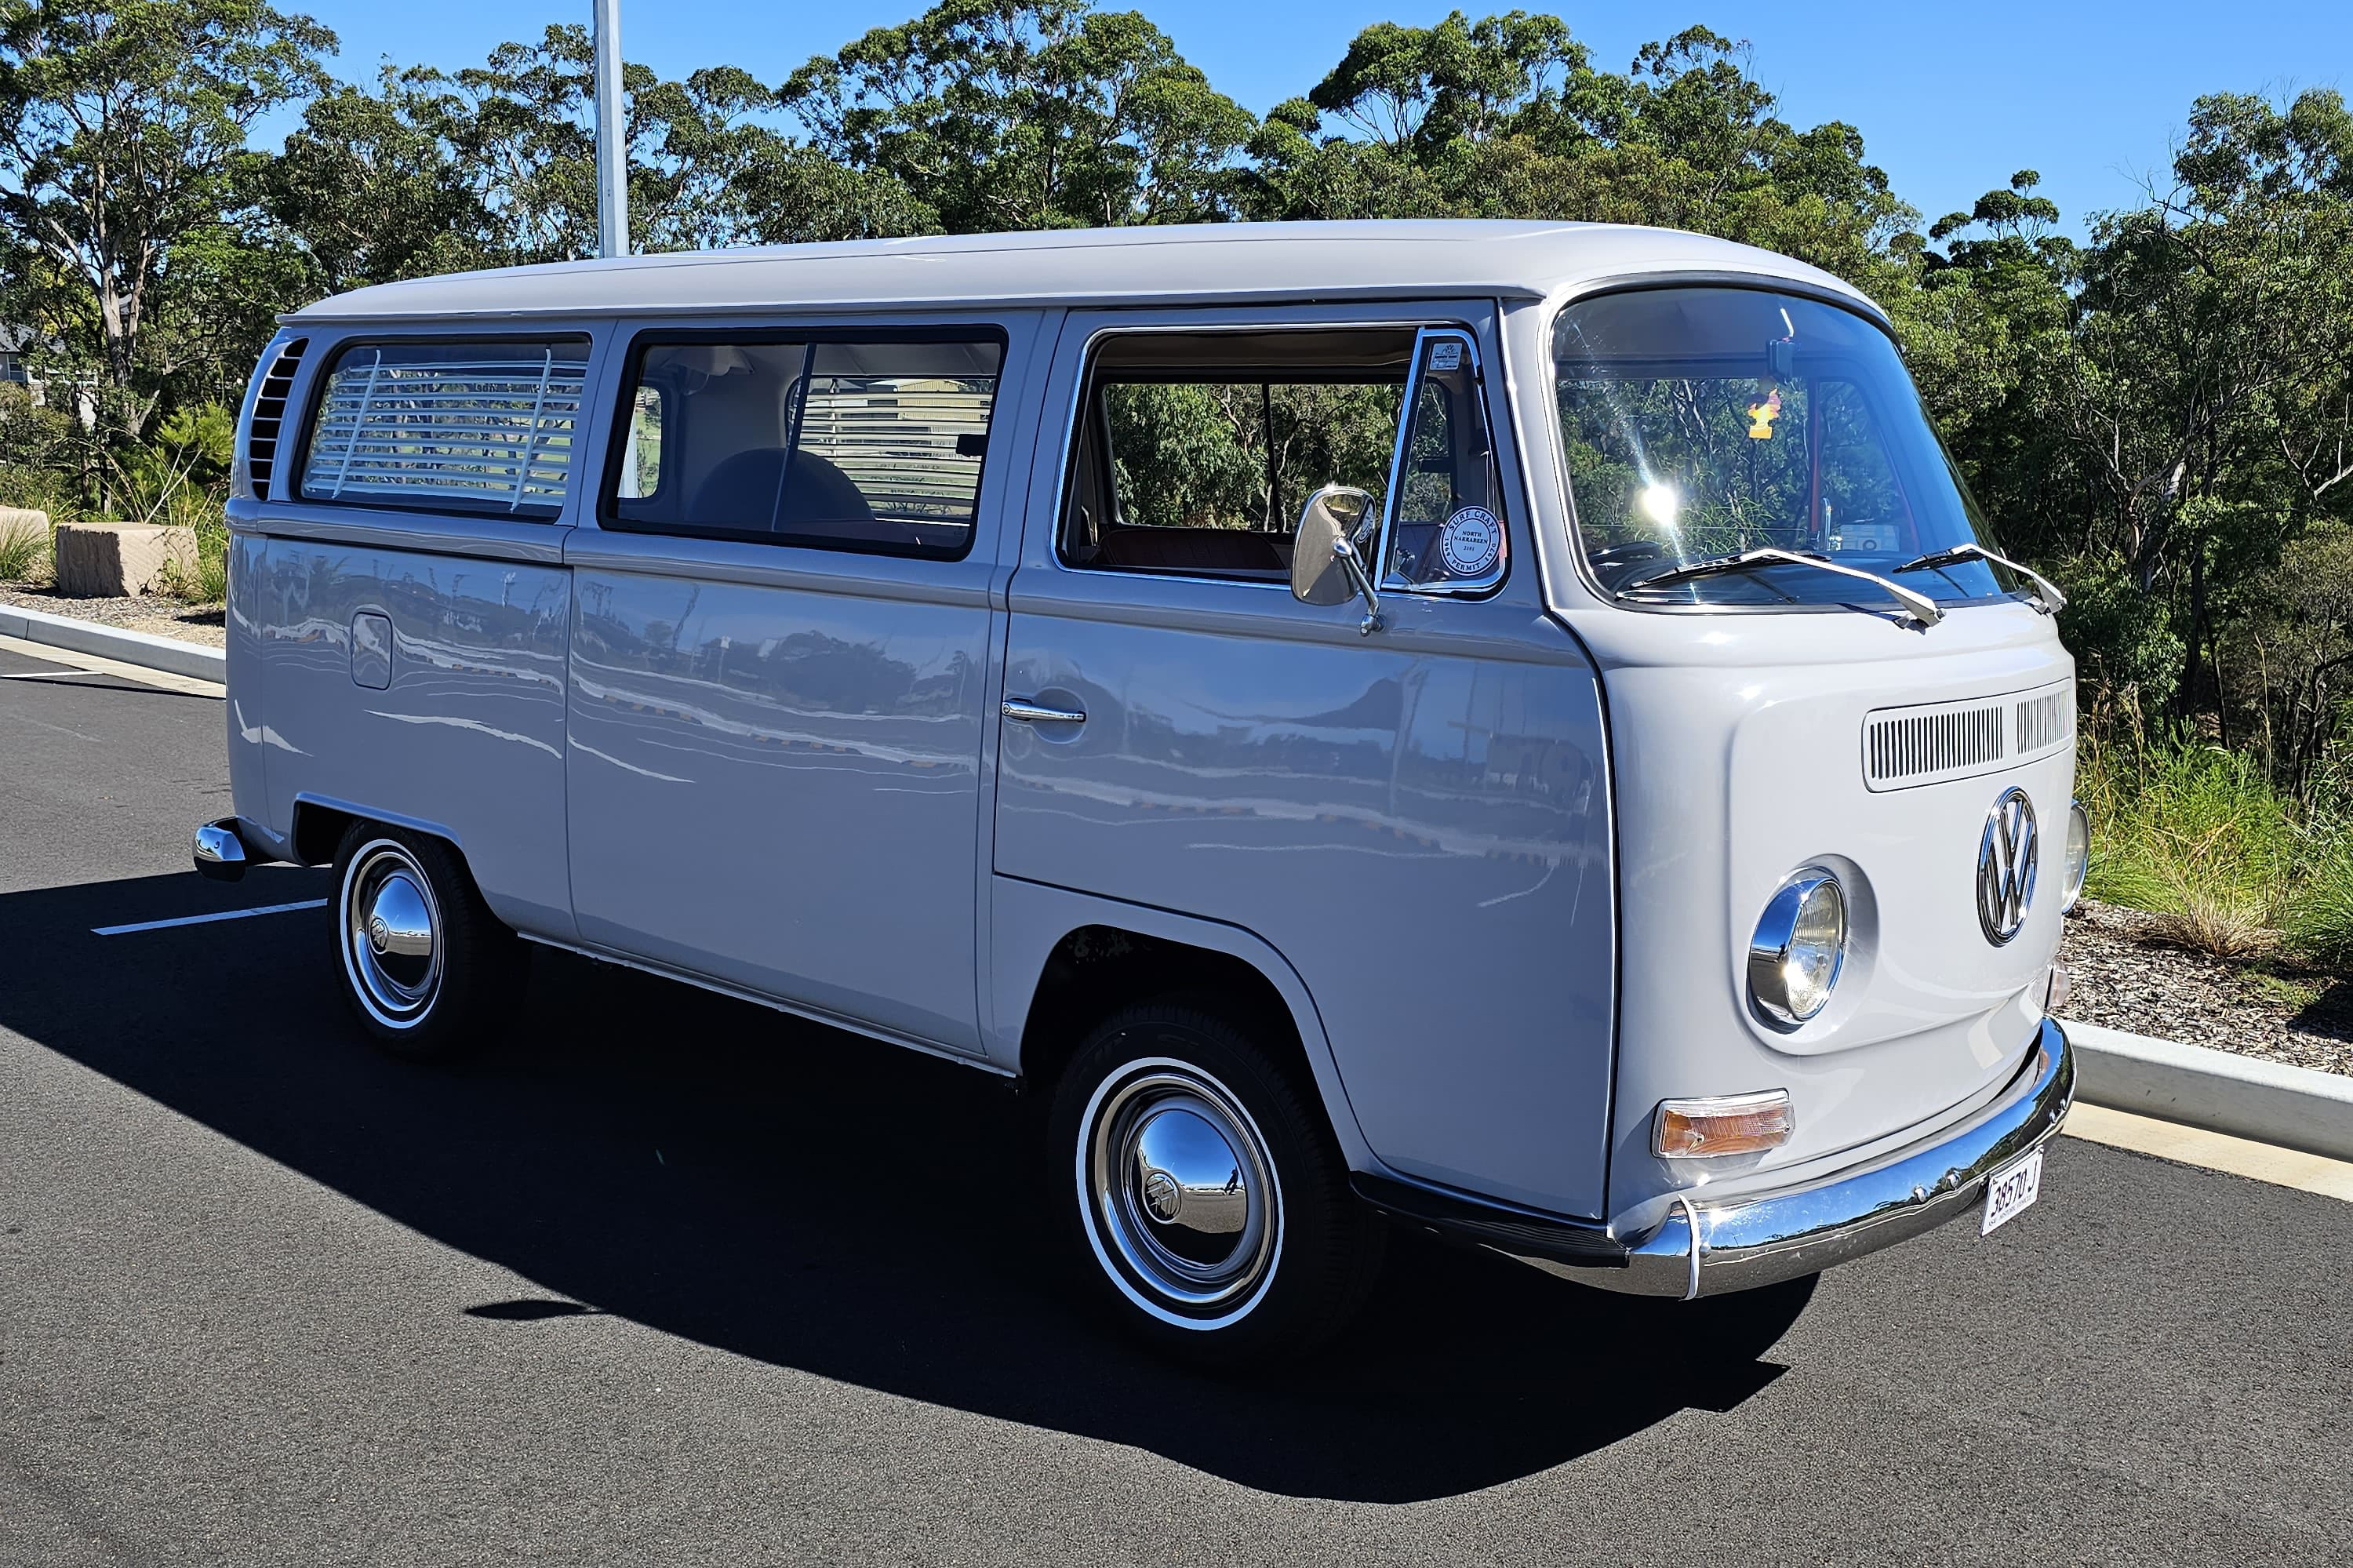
[2178,543,2208,725]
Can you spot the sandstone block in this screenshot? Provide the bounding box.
[53,522,198,598]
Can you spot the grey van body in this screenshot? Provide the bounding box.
[206,222,2075,1335]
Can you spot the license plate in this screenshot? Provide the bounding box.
[1980,1148,2044,1236]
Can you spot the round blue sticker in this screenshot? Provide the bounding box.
[1438,507,1501,577]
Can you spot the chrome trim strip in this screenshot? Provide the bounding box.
[1588,1020,2075,1298]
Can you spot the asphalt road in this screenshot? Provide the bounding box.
[2,642,2349,1566]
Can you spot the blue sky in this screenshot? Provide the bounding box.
[283,0,2348,239]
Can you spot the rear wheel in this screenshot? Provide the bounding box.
[332,824,522,1060]
[1049,1000,1384,1366]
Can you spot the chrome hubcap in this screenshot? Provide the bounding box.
[1085,1064,1279,1320]
[342,842,442,1026]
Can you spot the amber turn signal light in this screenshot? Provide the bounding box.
[1654,1090,1795,1159]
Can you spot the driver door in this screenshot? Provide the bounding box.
[992,304,1620,1219]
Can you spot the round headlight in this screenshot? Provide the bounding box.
[2062,799,2090,913]
[1748,869,1847,1028]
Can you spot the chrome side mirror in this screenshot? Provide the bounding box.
[1290,483,1383,635]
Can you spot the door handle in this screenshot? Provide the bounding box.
[1002,697,1086,725]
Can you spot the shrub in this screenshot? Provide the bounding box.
[2285,813,2353,969]
[2078,731,2299,956]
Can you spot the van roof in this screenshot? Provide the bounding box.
[284,220,1886,327]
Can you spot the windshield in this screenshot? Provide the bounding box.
[1552,287,2015,609]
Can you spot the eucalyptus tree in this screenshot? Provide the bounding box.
[2061,90,2353,723]
[1246,16,1910,291]
[783,0,1256,231]
[260,67,496,297]
[0,0,333,431]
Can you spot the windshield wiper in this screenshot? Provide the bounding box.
[1893,542,2067,614]
[1620,548,1944,628]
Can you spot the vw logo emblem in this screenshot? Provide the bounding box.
[1141,1168,1183,1224]
[368,915,391,955]
[1977,787,2039,945]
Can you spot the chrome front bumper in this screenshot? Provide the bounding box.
[1591,1019,2075,1298]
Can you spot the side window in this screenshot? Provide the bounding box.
[1062,328,1412,580]
[1381,332,1507,591]
[300,337,591,516]
[602,333,1002,558]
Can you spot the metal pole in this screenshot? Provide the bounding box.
[592,0,627,258]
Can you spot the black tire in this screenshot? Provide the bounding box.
[1049,999,1386,1366]
[331,822,523,1061]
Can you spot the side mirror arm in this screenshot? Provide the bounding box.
[1331,536,1383,635]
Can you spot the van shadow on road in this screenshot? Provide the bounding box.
[2,870,1796,1504]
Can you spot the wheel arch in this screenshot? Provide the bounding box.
[988,877,1377,1174]
[289,793,541,938]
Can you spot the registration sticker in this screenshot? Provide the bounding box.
[1980,1147,2043,1236]
[1429,340,1464,372]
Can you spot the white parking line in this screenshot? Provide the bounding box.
[93,899,328,937]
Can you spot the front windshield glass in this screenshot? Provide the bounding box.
[1553,287,2014,609]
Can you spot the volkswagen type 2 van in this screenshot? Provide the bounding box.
[195,221,2083,1362]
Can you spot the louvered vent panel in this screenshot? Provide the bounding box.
[299,342,587,514]
[1863,680,2076,791]
[245,337,307,500]
[2017,688,2072,754]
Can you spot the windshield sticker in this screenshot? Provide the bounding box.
[1429,340,1464,372]
[1439,507,1502,577]
[1747,386,1783,440]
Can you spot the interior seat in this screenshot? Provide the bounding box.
[689,448,918,547]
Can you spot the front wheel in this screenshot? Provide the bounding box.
[1049,1001,1384,1366]
[333,824,522,1060]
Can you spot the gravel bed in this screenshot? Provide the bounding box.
[2060,898,2353,1077]
[0,581,226,649]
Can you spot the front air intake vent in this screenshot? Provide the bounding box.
[2017,688,2071,754]
[1864,681,2075,791]
[244,337,307,500]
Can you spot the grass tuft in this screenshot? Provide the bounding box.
[2080,730,2353,969]
[0,510,46,580]
[2079,732,2296,956]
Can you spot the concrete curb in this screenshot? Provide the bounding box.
[2063,1018,2353,1163]
[0,602,224,684]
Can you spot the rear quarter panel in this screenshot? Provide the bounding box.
[238,528,576,936]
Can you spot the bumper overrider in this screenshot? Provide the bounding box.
[1354,1018,2075,1299]
[193,817,255,882]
